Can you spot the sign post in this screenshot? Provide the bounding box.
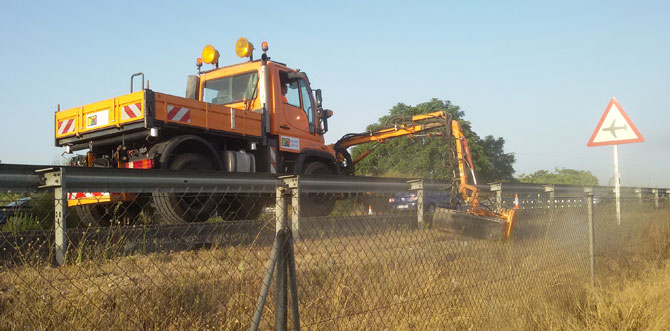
[613,145,621,225]
[587,97,644,225]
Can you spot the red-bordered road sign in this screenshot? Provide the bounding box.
[587,97,644,147]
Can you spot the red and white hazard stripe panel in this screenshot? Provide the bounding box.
[269,146,277,173]
[167,105,191,123]
[120,159,153,169]
[121,102,142,121]
[67,192,110,200]
[57,119,75,135]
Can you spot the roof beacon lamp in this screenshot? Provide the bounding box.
[235,37,254,60]
[201,44,220,68]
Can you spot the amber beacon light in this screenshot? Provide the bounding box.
[201,44,220,65]
[235,37,254,59]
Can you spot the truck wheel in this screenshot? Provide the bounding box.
[73,201,143,227]
[301,162,336,217]
[222,195,269,220]
[151,153,218,223]
[73,204,112,227]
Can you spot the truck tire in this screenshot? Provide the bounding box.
[151,153,218,223]
[221,195,268,220]
[301,161,336,217]
[73,204,112,227]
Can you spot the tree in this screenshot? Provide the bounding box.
[350,98,516,182]
[517,168,599,186]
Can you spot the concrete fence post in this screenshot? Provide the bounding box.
[275,175,300,331]
[408,179,425,228]
[284,176,300,241]
[652,188,659,209]
[274,178,289,330]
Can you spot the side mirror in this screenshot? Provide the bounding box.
[320,109,333,119]
[317,109,332,134]
[315,89,323,108]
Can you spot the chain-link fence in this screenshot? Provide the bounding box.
[1,165,669,330]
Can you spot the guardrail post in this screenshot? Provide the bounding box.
[490,183,502,210]
[543,185,555,209]
[635,187,642,204]
[37,168,67,266]
[408,179,425,228]
[652,189,659,209]
[585,187,595,286]
[542,185,555,239]
[583,187,592,207]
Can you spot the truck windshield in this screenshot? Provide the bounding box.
[203,71,258,105]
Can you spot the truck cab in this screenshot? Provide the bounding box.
[195,58,331,157]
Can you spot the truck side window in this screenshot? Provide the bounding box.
[285,81,301,108]
[203,72,258,105]
[299,79,315,133]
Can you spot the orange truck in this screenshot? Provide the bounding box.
[56,38,339,223]
[54,38,514,238]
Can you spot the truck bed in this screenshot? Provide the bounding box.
[55,90,262,147]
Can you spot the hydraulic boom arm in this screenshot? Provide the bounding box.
[333,110,516,239]
[332,111,450,174]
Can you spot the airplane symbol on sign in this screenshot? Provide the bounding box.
[602,119,627,138]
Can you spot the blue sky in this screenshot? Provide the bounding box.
[1,1,668,187]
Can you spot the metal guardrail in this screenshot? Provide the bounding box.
[1,164,667,197]
[0,164,46,190]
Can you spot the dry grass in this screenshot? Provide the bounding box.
[0,206,668,330]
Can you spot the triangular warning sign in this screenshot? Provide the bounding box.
[587,98,644,147]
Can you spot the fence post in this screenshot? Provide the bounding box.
[490,182,502,210]
[652,188,659,209]
[408,179,424,228]
[585,187,595,286]
[252,176,300,331]
[285,176,300,241]
[37,168,67,266]
[275,177,290,330]
[276,175,300,331]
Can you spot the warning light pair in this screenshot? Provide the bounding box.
[198,38,268,67]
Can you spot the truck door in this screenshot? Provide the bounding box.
[276,76,320,145]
